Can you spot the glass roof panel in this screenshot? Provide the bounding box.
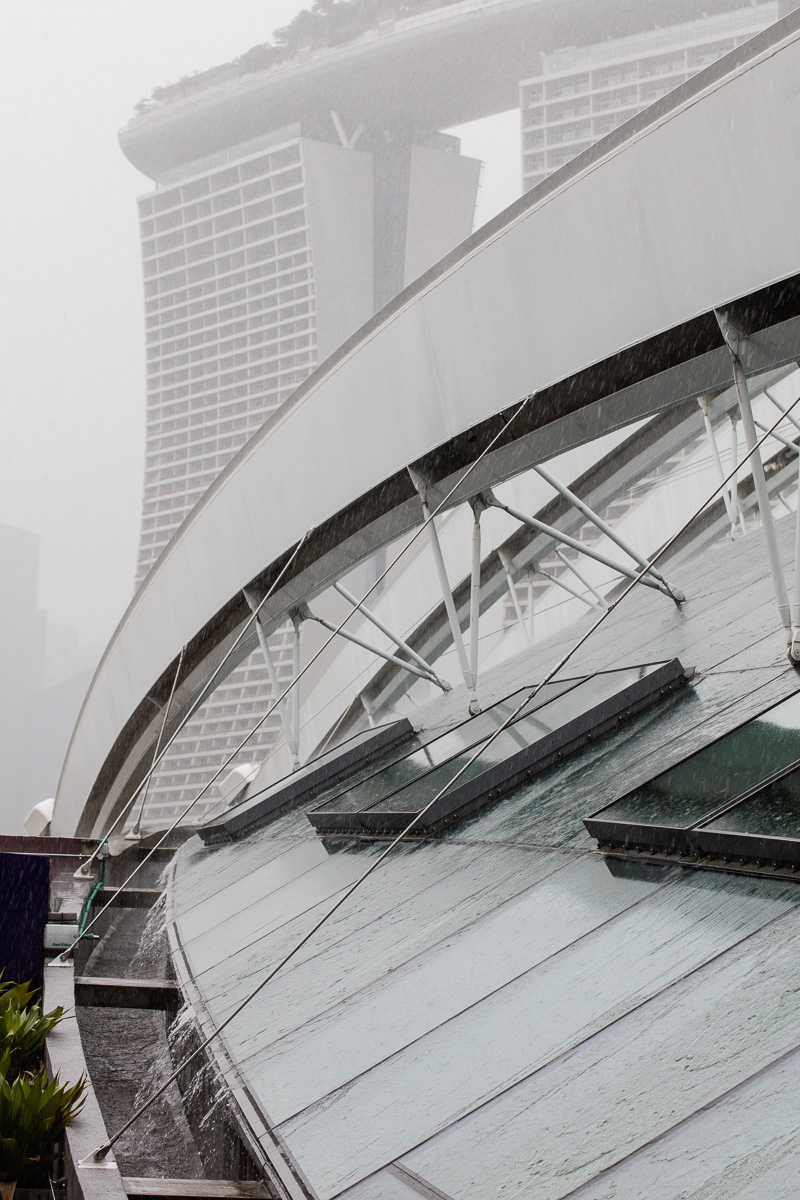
[703,763,800,838]
[567,1042,800,1199]
[366,667,659,817]
[311,678,586,817]
[199,717,415,843]
[312,664,679,831]
[389,894,800,1200]
[273,872,800,1197]
[452,682,696,850]
[239,855,673,1125]
[592,688,800,828]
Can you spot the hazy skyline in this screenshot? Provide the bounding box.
[0,2,519,650]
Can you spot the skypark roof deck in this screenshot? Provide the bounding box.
[119,0,765,180]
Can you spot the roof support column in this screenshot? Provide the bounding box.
[291,610,303,766]
[469,496,488,683]
[792,461,800,662]
[698,396,738,536]
[728,413,747,534]
[789,375,800,663]
[716,310,792,650]
[526,571,535,643]
[409,469,480,713]
[245,590,301,770]
[498,548,531,643]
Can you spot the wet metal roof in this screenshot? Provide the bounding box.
[166,516,800,1197]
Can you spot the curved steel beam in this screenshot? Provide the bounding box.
[343,367,797,726]
[55,13,800,836]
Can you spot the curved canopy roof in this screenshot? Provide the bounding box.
[168,507,800,1199]
[55,11,800,837]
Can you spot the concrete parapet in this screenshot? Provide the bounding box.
[43,963,128,1200]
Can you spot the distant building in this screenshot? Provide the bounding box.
[0,525,46,833]
[520,2,783,191]
[0,526,96,834]
[123,114,480,824]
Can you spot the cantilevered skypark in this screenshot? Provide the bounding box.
[120,0,782,179]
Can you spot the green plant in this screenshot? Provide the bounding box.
[0,1068,85,1188]
[0,1003,66,1081]
[0,984,36,1020]
[0,979,66,1082]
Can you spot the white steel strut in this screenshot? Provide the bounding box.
[766,387,800,436]
[554,548,609,610]
[792,453,800,663]
[333,582,450,691]
[468,495,487,688]
[244,590,301,770]
[530,462,684,603]
[482,490,678,602]
[534,562,604,612]
[297,602,447,688]
[409,468,481,713]
[779,381,800,662]
[497,547,531,642]
[526,569,535,643]
[754,418,800,457]
[698,396,738,536]
[728,413,746,534]
[716,310,793,652]
[291,610,303,764]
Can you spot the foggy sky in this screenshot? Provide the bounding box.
[0,2,519,651]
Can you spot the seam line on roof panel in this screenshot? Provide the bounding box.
[387,1162,457,1200]
[249,871,682,1117]
[314,892,800,1191]
[558,1038,800,1198]
[705,630,790,673]
[324,836,597,855]
[189,844,578,994]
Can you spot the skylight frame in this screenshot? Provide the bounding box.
[309,658,689,838]
[584,687,800,875]
[199,716,414,844]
